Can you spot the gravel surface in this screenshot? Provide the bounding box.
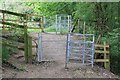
[2,32,119,78]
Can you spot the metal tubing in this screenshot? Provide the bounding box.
[68,15,70,33]
[37,33,42,62]
[92,34,95,67]
[66,33,95,67]
[56,14,72,34]
[65,33,69,68]
[83,35,85,64]
[59,16,62,34]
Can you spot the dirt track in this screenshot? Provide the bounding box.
[2,32,118,78]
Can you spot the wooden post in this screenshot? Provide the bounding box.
[41,16,44,32]
[104,41,110,70]
[78,18,80,33]
[83,21,86,34]
[2,13,5,30]
[28,36,32,63]
[96,35,101,44]
[24,15,28,63]
[104,41,107,68]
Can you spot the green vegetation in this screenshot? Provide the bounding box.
[45,26,56,32]
[0,2,119,75]
[27,29,41,32]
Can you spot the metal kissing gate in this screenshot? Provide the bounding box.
[36,33,95,67]
[35,14,95,68]
[56,14,72,34]
[65,33,95,68]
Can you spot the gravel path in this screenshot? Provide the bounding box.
[2,32,118,78]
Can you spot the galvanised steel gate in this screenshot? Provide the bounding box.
[56,14,72,34]
[65,33,95,68]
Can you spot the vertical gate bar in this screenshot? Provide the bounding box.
[92,34,95,67]
[68,33,70,59]
[41,33,42,62]
[37,33,42,62]
[83,34,85,65]
[65,33,70,68]
[59,16,62,34]
[65,33,69,68]
[68,15,70,33]
[70,15,72,33]
[85,34,86,64]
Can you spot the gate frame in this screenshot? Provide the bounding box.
[65,33,95,68]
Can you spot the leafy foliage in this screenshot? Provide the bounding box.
[25,2,119,75]
[1,2,119,75]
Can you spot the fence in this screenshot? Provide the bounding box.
[0,9,43,63]
[94,42,110,70]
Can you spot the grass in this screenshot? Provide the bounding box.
[44,26,56,32]
[0,26,69,33]
[27,29,41,32]
[44,26,69,33]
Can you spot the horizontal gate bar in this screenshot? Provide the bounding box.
[69,40,94,43]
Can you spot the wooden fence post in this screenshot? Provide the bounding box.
[83,21,86,34]
[28,36,32,63]
[104,41,110,70]
[24,15,28,63]
[41,16,44,32]
[78,18,80,33]
[104,41,107,68]
[2,13,5,30]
